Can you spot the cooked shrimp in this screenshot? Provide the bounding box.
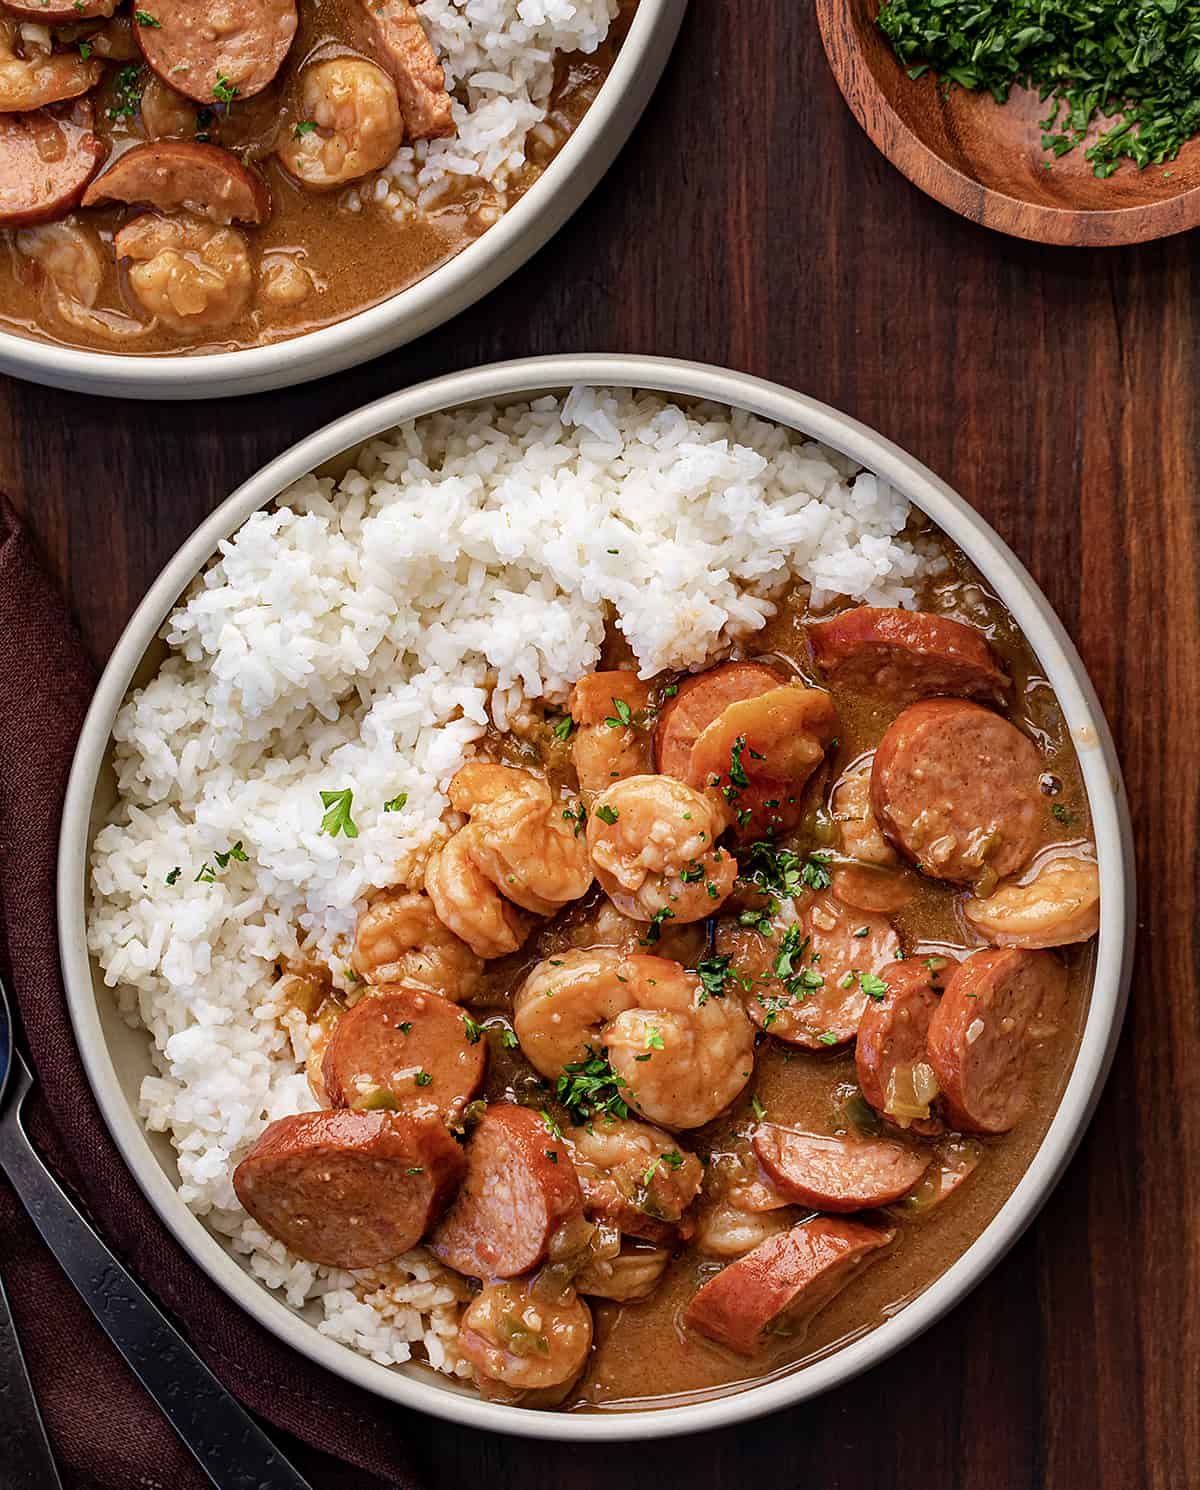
[574,1240,670,1301]
[351,889,482,1000]
[16,219,149,340]
[831,752,897,866]
[448,763,593,915]
[0,20,102,111]
[513,949,755,1129]
[424,826,531,960]
[586,774,736,922]
[692,1200,800,1258]
[565,1117,702,1239]
[459,1281,592,1393]
[964,854,1100,949]
[568,671,654,793]
[277,58,404,189]
[115,212,252,332]
[15,219,102,308]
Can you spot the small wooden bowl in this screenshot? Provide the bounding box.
[817,0,1200,245]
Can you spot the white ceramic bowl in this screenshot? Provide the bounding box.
[59,355,1135,1439]
[0,4,686,401]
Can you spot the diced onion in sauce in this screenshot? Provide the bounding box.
[884,1061,940,1121]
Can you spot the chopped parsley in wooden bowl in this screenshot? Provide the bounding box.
[817,0,1200,244]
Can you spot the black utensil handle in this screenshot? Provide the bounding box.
[0,1273,65,1490]
[0,1117,314,1490]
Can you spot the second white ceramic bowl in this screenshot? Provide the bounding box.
[0,4,686,400]
[59,355,1135,1438]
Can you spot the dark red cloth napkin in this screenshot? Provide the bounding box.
[0,498,427,1490]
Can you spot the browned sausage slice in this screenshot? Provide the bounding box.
[871,698,1044,884]
[322,987,486,1121]
[0,102,104,227]
[3,0,115,18]
[232,1109,465,1268]
[82,140,270,223]
[683,1216,893,1355]
[135,0,298,105]
[355,0,454,140]
[429,1105,583,1279]
[810,606,1010,705]
[655,660,785,779]
[855,958,946,1134]
[752,1125,930,1212]
[926,948,1068,1134]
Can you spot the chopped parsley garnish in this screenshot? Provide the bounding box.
[399,1022,413,1034]
[194,863,215,883]
[405,1166,424,1176]
[642,1149,684,1185]
[165,867,181,885]
[133,9,160,25]
[319,788,358,838]
[739,840,805,899]
[214,840,248,868]
[696,954,732,1003]
[595,803,619,825]
[878,0,1200,178]
[413,1070,433,1087]
[555,1048,630,1122]
[817,1031,839,1047]
[738,902,778,935]
[640,906,675,945]
[545,1150,559,1162]
[562,801,587,837]
[800,851,834,891]
[853,925,871,938]
[751,1095,766,1121]
[772,925,811,979]
[551,715,575,741]
[634,1025,664,1062]
[678,861,705,884]
[292,119,319,138]
[605,697,633,728]
[212,72,239,105]
[78,41,93,59]
[462,1015,484,1044]
[383,792,408,813]
[107,65,143,122]
[1051,802,1073,824]
[728,734,751,788]
[663,684,679,697]
[501,1028,519,1049]
[859,971,889,1001]
[539,1108,563,1139]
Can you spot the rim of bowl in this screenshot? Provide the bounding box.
[0,2,687,401]
[59,354,1136,1440]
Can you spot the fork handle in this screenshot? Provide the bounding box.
[0,1273,64,1490]
[0,1113,315,1490]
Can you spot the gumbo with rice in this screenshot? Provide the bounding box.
[88,389,1099,1410]
[0,0,628,353]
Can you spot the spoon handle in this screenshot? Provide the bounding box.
[0,1113,315,1490]
[0,1273,65,1490]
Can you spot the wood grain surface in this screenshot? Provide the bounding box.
[2,3,1197,1488]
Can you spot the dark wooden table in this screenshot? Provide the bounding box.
[3,4,1197,1488]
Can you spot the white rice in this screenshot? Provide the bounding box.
[373,0,620,217]
[88,388,928,1375]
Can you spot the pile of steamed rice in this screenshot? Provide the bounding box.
[365,0,619,219]
[88,387,930,1376]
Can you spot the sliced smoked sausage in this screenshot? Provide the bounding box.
[655,660,785,779]
[810,606,1009,705]
[82,141,270,223]
[0,102,104,227]
[232,1109,465,1268]
[354,0,454,140]
[871,698,1044,884]
[321,986,486,1121]
[683,1216,894,1355]
[926,948,1068,1134]
[3,0,115,18]
[855,957,946,1133]
[135,0,298,105]
[752,1125,930,1212]
[429,1104,583,1279]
